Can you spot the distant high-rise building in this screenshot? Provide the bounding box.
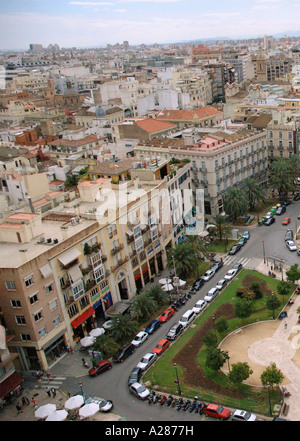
[29,44,43,54]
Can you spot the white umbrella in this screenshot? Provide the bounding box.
[45,409,68,421]
[159,278,172,284]
[89,327,105,337]
[162,283,174,291]
[78,403,99,419]
[34,403,57,419]
[176,279,186,287]
[64,395,84,410]
[80,336,95,347]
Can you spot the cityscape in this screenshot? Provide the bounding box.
[2,0,300,425]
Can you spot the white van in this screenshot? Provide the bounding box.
[179,310,196,328]
[204,287,219,302]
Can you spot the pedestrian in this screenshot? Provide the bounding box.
[46,372,51,383]
[45,386,51,397]
[21,396,29,406]
[31,397,37,407]
[66,345,70,354]
[16,402,23,414]
[51,387,56,398]
[284,321,287,329]
[69,346,73,355]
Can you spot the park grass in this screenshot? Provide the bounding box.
[207,240,237,253]
[143,269,294,416]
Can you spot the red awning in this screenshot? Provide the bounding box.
[71,306,95,329]
[0,371,24,399]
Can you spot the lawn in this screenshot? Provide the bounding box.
[143,269,295,416]
[207,239,237,253]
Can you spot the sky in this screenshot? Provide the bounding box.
[0,0,300,51]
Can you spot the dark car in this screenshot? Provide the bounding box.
[88,360,112,377]
[166,322,183,341]
[211,260,223,272]
[285,229,293,241]
[228,244,241,255]
[145,319,161,334]
[282,200,292,206]
[276,205,286,215]
[128,367,143,386]
[294,194,300,201]
[237,237,247,247]
[265,217,275,226]
[232,263,243,273]
[113,343,135,363]
[191,277,204,292]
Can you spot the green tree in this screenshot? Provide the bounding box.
[167,242,198,280]
[129,293,157,321]
[228,362,253,385]
[203,330,218,348]
[146,285,167,306]
[250,282,263,299]
[205,348,227,371]
[286,264,300,284]
[242,178,266,211]
[184,235,209,260]
[110,314,139,344]
[277,281,293,298]
[224,187,248,221]
[266,294,281,318]
[235,298,252,321]
[209,215,231,242]
[92,334,119,359]
[261,362,284,388]
[215,316,228,334]
[269,158,295,201]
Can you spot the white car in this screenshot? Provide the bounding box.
[265,211,273,219]
[204,287,219,302]
[131,331,148,347]
[224,269,238,280]
[90,397,113,413]
[231,409,257,421]
[192,300,207,314]
[202,269,216,281]
[216,279,227,290]
[137,352,157,370]
[286,240,297,251]
[128,382,150,400]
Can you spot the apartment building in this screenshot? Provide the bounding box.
[48,134,101,167]
[171,68,213,107]
[267,112,300,159]
[156,107,223,130]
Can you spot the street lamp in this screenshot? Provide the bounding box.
[78,381,83,395]
[280,258,284,281]
[262,240,266,264]
[267,382,272,416]
[173,363,181,396]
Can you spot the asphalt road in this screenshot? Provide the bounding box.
[63,199,300,421]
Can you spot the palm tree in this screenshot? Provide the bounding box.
[185,235,209,260]
[269,158,295,200]
[93,334,119,359]
[167,242,198,280]
[209,214,231,242]
[110,313,139,344]
[224,187,248,222]
[129,292,157,321]
[146,285,167,306]
[242,178,266,211]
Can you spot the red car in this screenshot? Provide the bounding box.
[88,360,112,377]
[282,217,291,225]
[158,308,175,323]
[204,403,231,420]
[152,339,170,355]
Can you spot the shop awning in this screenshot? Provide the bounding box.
[71,306,95,329]
[58,248,81,267]
[39,264,53,278]
[0,371,24,400]
[68,266,83,284]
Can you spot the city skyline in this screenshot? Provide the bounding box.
[1,0,300,51]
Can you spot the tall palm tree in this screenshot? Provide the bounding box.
[129,292,158,321]
[146,285,167,306]
[110,313,139,344]
[242,178,266,211]
[185,235,209,260]
[209,214,231,242]
[167,242,198,280]
[93,334,119,359]
[269,158,295,200]
[224,187,248,221]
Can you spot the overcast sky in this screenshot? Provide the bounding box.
[1,0,300,50]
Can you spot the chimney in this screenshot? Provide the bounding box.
[28,196,35,214]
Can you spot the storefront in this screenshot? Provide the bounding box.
[0,372,24,404]
[71,306,95,340]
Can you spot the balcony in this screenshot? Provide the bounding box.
[111,244,124,256]
[111,256,129,272]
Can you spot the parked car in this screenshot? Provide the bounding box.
[192,300,207,314]
[179,310,196,328]
[228,244,241,255]
[202,269,216,281]
[204,403,231,420]
[286,240,297,251]
[113,343,135,363]
[137,352,157,370]
[265,211,273,219]
[276,205,286,215]
[88,360,112,377]
[158,307,175,323]
[131,331,148,347]
[232,263,243,272]
[191,277,204,292]
[88,396,113,413]
[294,194,300,201]
[231,409,257,421]
[224,264,242,281]
[237,237,247,247]
[128,382,150,400]
[152,339,170,355]
[265,217,275,226]
[216,279,227,290]
[204,287,219,302]
[282,200,292,206]
[285,229,293,241]
[211,260,223,272]
[282,217,291,225]
[166,322,183,341]
[145,320,161,334]
[128,367,143,386]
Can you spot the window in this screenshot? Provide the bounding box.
[16,316,26,325]
[68,304,78,319]
[72,281,84,301]
[29,292,38,305]
[94,265,105,284]
[5,281,16,291]
[49,298,58,311]
[45,283,53,295]
[21,334,31,341]
[10,299,21,308]
[38,327,47,338]
[53,316,61,327]
[24,275,34,288]
[34,310,43,322]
